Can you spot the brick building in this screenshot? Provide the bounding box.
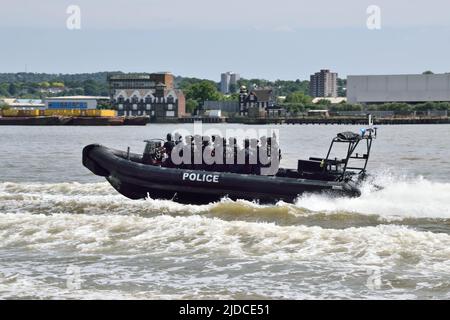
[108,72,185,119]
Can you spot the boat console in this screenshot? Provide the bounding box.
[296,128,376,182]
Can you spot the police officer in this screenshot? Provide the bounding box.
[163,133,176,167]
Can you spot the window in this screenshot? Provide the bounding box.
[132,104,137,110]
[146,104,151,110]
[166,111,175,117]
[118,104,123,110]
[167,104,173,110]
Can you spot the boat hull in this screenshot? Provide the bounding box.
[82,144,361,204]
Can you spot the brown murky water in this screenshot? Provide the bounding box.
[0,124,449,299]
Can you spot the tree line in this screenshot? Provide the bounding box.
[178,77,326,113]
[0,80,109,99]
[2,72,448,114]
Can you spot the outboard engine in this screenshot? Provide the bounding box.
[143,139,163,164]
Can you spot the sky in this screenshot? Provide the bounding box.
[1,0,450,81]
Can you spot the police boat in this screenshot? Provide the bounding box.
[82,129,377,204]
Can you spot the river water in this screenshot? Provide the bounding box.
[0,124,449,299]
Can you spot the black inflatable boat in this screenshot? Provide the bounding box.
[82,129,376,204]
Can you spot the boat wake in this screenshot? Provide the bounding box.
[1,174,450,299]
[295,172,450,222]
[1,172,449,228]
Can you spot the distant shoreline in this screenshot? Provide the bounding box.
[0,116,449,126]
[0,116,149,126]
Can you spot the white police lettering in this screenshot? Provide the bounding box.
[182,172,219,183]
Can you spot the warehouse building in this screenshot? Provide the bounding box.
[347,73,450,104]
[44,96,109,109]
[203,100,240,114]
[0,98,45,110]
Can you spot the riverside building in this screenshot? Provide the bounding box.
[108,72,185,119]
[239,86,276,118]
[347,73,450,104]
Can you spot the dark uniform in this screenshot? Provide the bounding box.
[163,133,176,167]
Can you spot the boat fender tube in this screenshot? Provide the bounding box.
[82,145,110,177]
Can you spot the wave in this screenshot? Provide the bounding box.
[295,173,450,221]
[1,173,450,225]
[1,212,449,291]
[1,178,450,299]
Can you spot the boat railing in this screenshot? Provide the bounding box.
[324,128,376,180]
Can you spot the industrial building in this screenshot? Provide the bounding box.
[0,98,45,110]
[347,73,450,104]
[108,72,185,119]
[44,96,109,109]
[1,96,116,118]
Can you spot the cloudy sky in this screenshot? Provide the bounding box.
[1,0,450,80]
